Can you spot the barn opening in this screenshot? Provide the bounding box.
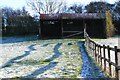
[40,19,61,38]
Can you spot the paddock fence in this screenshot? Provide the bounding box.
[84,28,120,79]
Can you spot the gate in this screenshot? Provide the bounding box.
[61,19,84,38]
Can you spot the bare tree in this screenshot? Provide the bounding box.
[27,0,66,15]
[27,0,66,36]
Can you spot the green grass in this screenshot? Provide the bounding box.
[39,59,52,63]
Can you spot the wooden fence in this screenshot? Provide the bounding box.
[84,29,120,79]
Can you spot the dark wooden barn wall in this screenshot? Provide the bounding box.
[113,20,120,35]
[40,19,106,38]
[85,19,106,38]
[62,19,84,31]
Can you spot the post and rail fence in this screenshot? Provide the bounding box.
[84,28,120,79]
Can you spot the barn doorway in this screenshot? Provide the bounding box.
[62,19,84,38]
[40,20,61,38]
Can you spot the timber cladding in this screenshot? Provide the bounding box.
[40,13,106,38]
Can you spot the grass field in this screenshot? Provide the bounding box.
[0,38,83,78]
[93,36,119,47]
[0,35,119,78]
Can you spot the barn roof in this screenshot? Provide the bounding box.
[40,13,105,20]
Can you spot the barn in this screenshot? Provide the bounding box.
[39,13,106,38]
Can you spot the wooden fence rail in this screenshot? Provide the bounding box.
[84,29,120,79]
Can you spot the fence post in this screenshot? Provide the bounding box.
[115,46,119,79]
[96,44,99,63]
[107,45,111,76]
[118,39,120,80]
[93,43,95,58]
[100,46,102,68]
[89,40,92,55]
[92,42,94,57]
[103,45,106,72]
[95,44,97,61]
[88,39,90,52]
[98,45,100,63]
[116,46,120,80]
[86,37,88,51]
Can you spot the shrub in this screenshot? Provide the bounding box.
[106,11,116,37]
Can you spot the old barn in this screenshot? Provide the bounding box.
[40,13,106,38]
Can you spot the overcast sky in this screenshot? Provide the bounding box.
[0,0,118,9]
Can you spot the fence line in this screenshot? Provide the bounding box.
[84,29,120,79]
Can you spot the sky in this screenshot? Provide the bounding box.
[0,0,27,9]
[0,0,118,9]
[0,0,118,16]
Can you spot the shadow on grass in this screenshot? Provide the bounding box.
[24,62,58,78]
[24,43,62,78]
[41,43,51,47]
[44,43,62,61]
[1,44,36,68]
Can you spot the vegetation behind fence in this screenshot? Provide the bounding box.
[84,29,120,79]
